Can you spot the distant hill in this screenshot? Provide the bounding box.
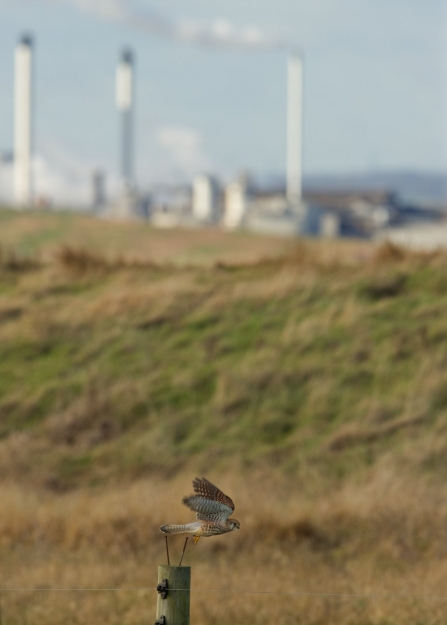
[256,171,447,207]
[304,171,447,207]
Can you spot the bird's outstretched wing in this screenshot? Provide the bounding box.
[182,477,235,523]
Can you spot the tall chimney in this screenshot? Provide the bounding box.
[14,34,34,207]
[287,53,303,206]
[116,48,134,188]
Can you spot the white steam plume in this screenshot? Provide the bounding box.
[50,0,287,50]
[157,126,213,180]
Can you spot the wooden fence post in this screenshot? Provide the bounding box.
[156,565,191,625]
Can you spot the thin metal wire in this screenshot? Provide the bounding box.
[0,588,447,601]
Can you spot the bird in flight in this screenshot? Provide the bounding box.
[160,477,240,546]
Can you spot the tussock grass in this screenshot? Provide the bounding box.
[55,245,161,274]
[2,473,447,624]
[1,240,447,489]
[0,245,40,272]
[1,220,447,623]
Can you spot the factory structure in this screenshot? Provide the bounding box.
[14,35,34,207]
[148,52,326,237]
[104,48,445,239]
[107,50,313,235]
[4,33,445,241]
[109,48,149,220]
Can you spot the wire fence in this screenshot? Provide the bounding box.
[1,588,447,602]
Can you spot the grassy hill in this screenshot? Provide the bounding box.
[1,208,447,625]
[1,212,447,489]
[0,207,293,264]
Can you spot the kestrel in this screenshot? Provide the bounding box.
[160,477,240,545]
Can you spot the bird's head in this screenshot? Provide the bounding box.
[227,518,241,531]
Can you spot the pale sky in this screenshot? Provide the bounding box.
[0,0,446,203]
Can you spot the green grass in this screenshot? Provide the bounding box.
[0,206,292,263]
[2,217,447,625]
[1,227,447,490]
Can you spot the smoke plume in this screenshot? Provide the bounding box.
[52,0,285,50]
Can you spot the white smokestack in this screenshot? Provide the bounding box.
[14,34,34,207]
[287,53,303,206]
[116,48,134,186]
[116,51,133,112]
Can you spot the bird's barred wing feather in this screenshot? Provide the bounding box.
[182,477,235,523]
[192,477,235,511]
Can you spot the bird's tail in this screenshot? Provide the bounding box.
[160,522,201,535]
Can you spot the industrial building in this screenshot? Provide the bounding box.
[192,174,220,224]
[14,34,34,208]
[106,48,144,220]
[3,33,444,243]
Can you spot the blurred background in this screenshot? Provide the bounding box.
[0,0,447,243]
[1,2,447,624]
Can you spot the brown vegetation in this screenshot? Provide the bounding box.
[0,245,40,272]
[1,214,447,623]
[2,473,447,624]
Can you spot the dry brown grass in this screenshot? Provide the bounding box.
[2,229,447,623]
[372,240,447,265]
[0,245,40,272]
[55,246,161,275]
[2,471,447,624]
[0,209,295,266]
